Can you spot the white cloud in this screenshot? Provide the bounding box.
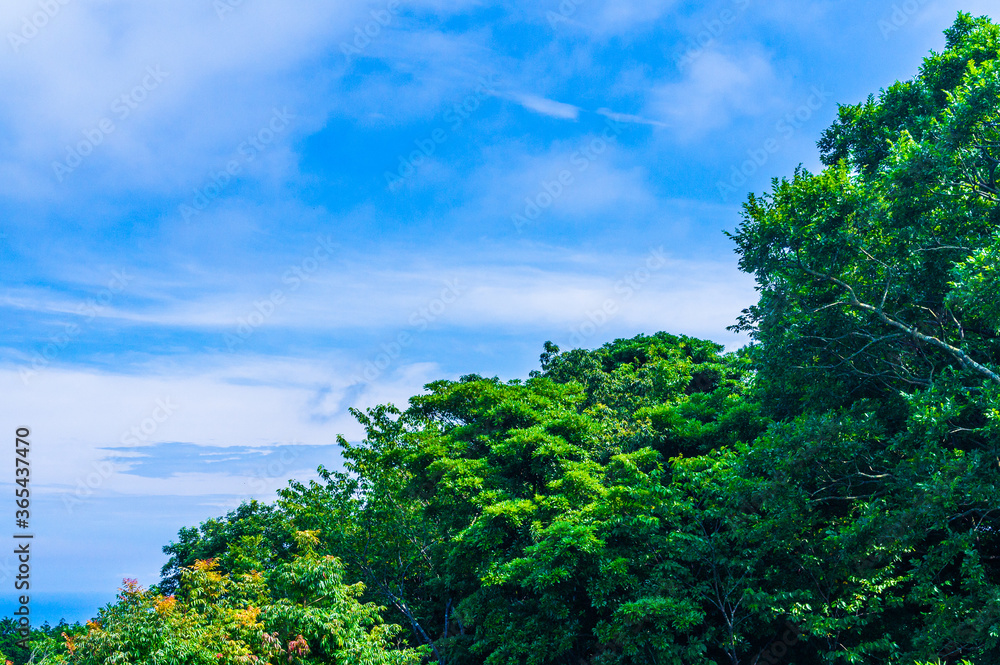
[649,48,779,135]
[0,353,453,513]
[508,92,581,120]
[592,0,678,31]
[1,246,753,339]
[597,108,668,128]
[547,0,678,35]
[0,0,491,198]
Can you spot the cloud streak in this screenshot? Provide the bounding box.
[508,92,581,119]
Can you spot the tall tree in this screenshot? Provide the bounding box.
[731,13,1000,416]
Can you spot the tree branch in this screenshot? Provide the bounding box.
[797,263,1000,384]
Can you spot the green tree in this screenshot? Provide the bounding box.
[160,499,296,594]
[277,335,767,665]
[728,12,1000,663]
[731,13,1000,417]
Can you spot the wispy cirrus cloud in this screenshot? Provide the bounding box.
[596,108,668,128]
[504,93,669,128]
[507,92,581,120]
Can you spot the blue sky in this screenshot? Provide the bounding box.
[0,0,994,624]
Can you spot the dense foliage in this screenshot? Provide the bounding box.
[22,12,1000,665]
